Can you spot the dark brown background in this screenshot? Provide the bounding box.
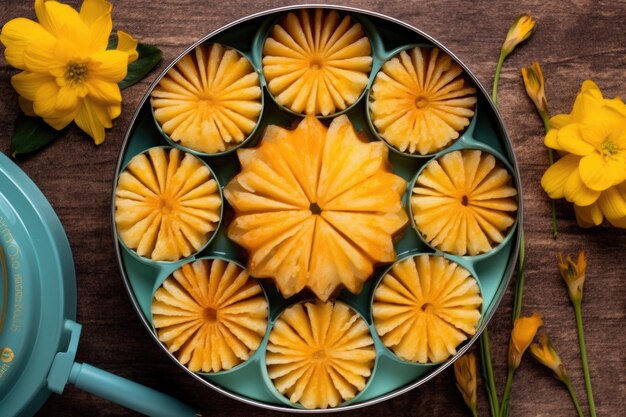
[1,0,625,416]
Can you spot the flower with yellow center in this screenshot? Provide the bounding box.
[454,353,478,417]
[508,312,542,370]
[0,0,138,144]
[541,80,626,228]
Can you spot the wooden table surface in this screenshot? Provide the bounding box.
[1,1,625,416]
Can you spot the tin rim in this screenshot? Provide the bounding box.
[112,4,523,413]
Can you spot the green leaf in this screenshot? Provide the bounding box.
[108,34,162,89]
[120,43,162,89]
[10,112,63,158]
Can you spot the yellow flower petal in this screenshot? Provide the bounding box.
[580,80,601,96]
[116,30,139,63]
[540,154,581,199]
[573,202,603,228]
[22,40,62,73]
[79,0,112,26]
[606,97,626,117]
[90,49,129,82]
[544,129,561,150]
[55,85,81,111]
[37,0,86,37]
[11,71,54,101]
[563,168,600,206]
[556,124,595,155]
[598,185,626,228]
[74,98,109,144]
[550,114,573,130]
[579,153,626,191]
[580,105,625,146]
[0,17,55,70]
[43,107,79,131]
[86,77,122,104]
[33,79,61,118]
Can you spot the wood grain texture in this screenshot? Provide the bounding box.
[0,0,625,416]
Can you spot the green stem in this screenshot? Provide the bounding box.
[479,330,500,417]
[512,232,526,322]
[471,407,479,417]
[492,51,506,105]
[564,379,586,417]
[540,112,558,238]
[574,302,596,417]
[499,368,514,417]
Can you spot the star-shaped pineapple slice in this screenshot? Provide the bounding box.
[115,147,222,261]
[411,150,518,256]
[262,9,372,116]
[266,300,376,409]
[373,254,482,363]
[225,115,408,301]
[151,258,268,373]
[370,47,477,155]
[151,43,262,153]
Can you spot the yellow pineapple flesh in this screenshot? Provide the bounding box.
[370,47,477,155]
[411,150,518,256]
[152,258,268,372]
[151,43,262,153]
[225,115,408,301]
[115,147,221,261]
[262,9,372,116]
[373,254,482,363]
[266,300,376,409]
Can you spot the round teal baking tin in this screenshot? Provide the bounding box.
[112,4,523,412]
[0,152,76,417]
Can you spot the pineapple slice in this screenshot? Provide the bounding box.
[266,300,376,409]
[151,43,262,153]
[115,147,221,261]
[411,150,518,256]
[370,47,477,155]
[262,9,372,116]
[225,115,408,301]
[373,254,482,363]
[151,258,268,373]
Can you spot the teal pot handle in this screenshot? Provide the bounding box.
[47,320,197,417]
[68,363,197,417]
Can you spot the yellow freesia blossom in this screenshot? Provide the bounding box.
[501,15,536,57]
[454,353,478,416]
[1,0,138,144]
[541,81,626,228]
[557,251,586,305]
[530,333,569,383]
[521,61,548,120]
[508,312,543,369]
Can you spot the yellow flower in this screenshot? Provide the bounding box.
[530,333,569,383]
[501,15,536,57]
[521,61,548,118]
[541,81,626,228]
[1,0,138,144]
[557,251,586,304]
[508,312,543,369]
[454,353,478,414]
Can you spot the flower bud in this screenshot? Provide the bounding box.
[558,251,586,305]
[530,333,570,384]
[521,62,548,118]
[502,15,536,57]
[454,352,478,414]
[509,312,543,370]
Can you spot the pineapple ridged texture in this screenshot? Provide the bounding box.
[267,300,376,409]
[224,115,408,301]
[152,44,262,153]
[152,258,268,373]
[411,150,518,256]
[115,147,222,261]
[370,47,476,155]
[263,9,372,116]
[373,254,482,363]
